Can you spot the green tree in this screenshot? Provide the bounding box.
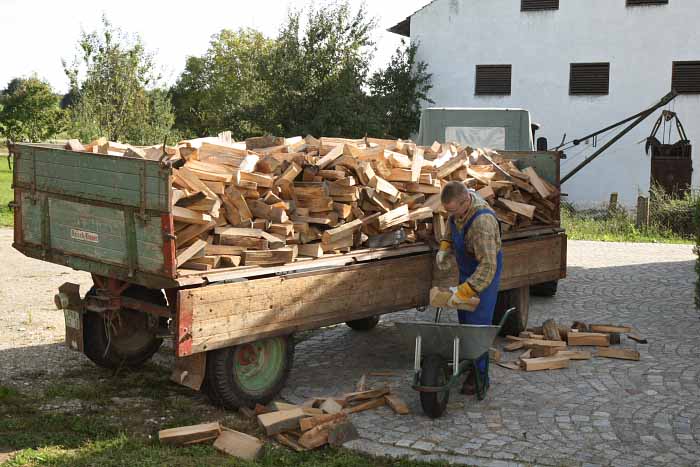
[171,29,274,139]
[369,40,433,139]
[263,1,378,137]
[63,16,174,144]
[0,76,64,142]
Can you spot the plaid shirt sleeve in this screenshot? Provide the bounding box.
[465,214,501,294]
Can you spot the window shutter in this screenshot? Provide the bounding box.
[672,61,700,94]
[475,65,512,96]
[569,63,610,95]
[521,0,559,11]
[626,0,668,6]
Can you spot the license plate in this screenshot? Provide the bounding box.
[64,309,81,330]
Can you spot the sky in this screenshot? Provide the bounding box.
[0,0,428,94]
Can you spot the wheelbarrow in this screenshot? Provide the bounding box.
[395,307,516,419]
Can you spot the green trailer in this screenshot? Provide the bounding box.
[11,142,566,409]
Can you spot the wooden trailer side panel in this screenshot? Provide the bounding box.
[432,233,566,290]
[177,255,432,356]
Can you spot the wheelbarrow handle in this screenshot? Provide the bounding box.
[498,307,518,329]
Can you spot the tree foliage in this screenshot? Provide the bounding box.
[63,16,174,145]
[263,1,377,138]
[170,1,433,140]
[369,40,434,139]
[171,29,274,138]
[0,76,64,142]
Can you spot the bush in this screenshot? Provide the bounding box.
[649,185,700,239]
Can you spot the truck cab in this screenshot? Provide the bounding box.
[417,107,545,152]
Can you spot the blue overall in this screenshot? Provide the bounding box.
[450,208,504,381]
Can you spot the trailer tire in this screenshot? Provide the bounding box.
[493,289,528,337]
[83,286,165,370]
[530,280,558,297]
[204,335,294,410]
[419,354,450,419]
[346,316,380,331]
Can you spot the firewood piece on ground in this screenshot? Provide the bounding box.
[158,422,221,446]
[596,347,641,361]
[521,356,570,372]
[213,429,264,460]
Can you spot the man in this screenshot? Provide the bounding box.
[436,181,503,395]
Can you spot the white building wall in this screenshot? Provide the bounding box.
[410,0,700,207]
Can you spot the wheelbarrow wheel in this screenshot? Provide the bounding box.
[419,354,450,419]
[204,335,294,410]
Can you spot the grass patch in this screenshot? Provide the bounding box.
[0,156,12,227]
[0,364,449,467]
[562,203,694,244]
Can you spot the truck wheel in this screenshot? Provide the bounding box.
[493,288,528,337]
[204,335,294,410]
[419,354,450,419]
[83,286,165,370]
[346,316,380,331]
[530,281,558,297]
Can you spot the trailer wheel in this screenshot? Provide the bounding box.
[419,354,450,419]
[530,280,558,297]
[204,335,294,410]
[493,287,529,337]
[346,316,380,331]
[83,286,165,369]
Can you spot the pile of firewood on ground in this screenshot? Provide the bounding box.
[494,320,647,371]
[64,133,559,272]
[158,375,408,459]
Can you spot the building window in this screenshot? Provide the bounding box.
[521,0,559,11]
[626,0,668,6]
[475,65,512,96]
[672,61,700,94]
[569,63,610,95]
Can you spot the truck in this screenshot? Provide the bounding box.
[10,108,566,409]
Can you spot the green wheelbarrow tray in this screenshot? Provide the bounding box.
[395,307,516,408]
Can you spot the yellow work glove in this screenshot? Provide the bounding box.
[447,282,478,310]
[435,241,453,271]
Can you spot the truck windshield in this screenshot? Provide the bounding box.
[445,126,506,150]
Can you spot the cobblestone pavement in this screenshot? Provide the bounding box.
[281,241,700,467]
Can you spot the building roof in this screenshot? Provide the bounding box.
[387,0,440,37]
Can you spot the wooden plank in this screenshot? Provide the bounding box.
[300,412,347,432]
[596,347,640,361]
[181,254,431,354]
[158,422,221,445]
[523,167,552,199]
[242,249,295,266]
[521,356,570,371]
[257,408,307,436]
[344,398,385,414]
[343,388,390,403]
[369,176,400,200]
[172,207,212,225]
[498,199,536,220]
[589,324,633,334]
[176,239,207,266]
[213,430,264,460]
[176,220,217,249]
[316,144,345,169]
[567,332,610,347]
[384,395,409,415]
[297,243,324,258]
[556,350,592,360]
[377,205,410,230]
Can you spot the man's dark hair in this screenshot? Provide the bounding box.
[441,181,469,204]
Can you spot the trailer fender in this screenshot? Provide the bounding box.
[171,352,206,391]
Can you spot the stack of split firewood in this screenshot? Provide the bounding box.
[65,133,560,273]
[496,320,646,372]
[158,379,409,457]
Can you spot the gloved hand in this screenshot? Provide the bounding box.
[435,241,453,271]
[448,282,479,310]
